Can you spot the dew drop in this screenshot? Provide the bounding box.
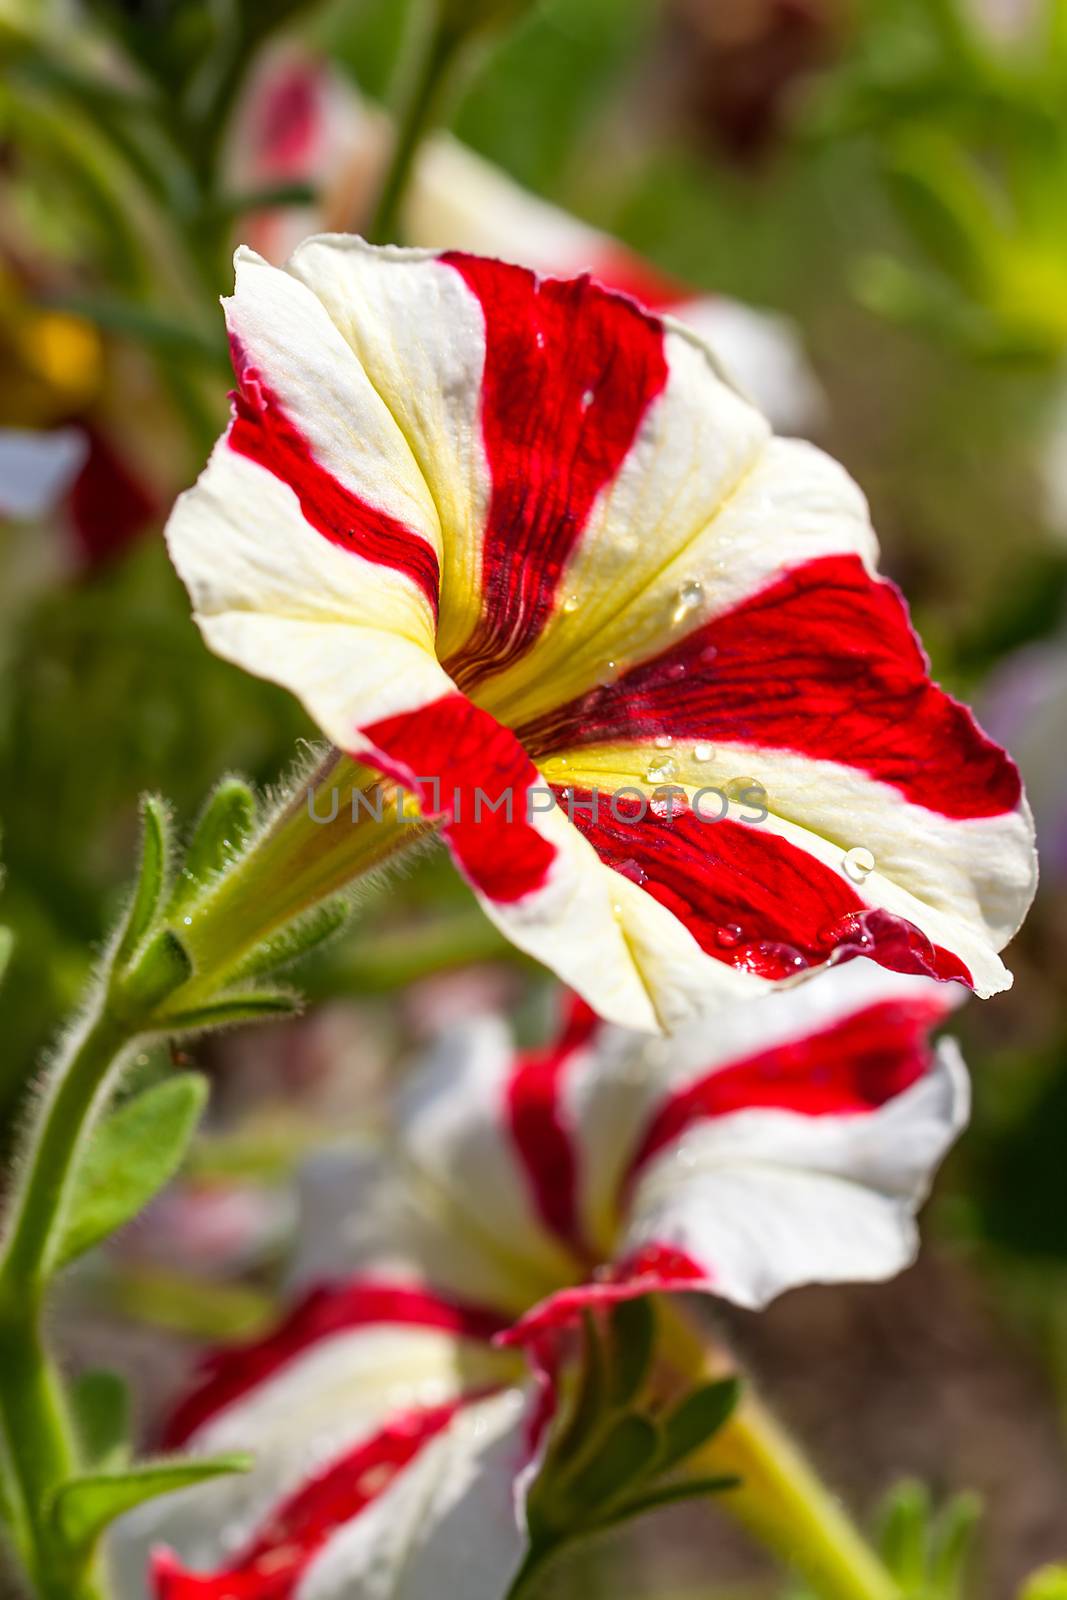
[599,660,621,686]
[645,756,678,784]
[842,845,875,883]
[617,857,648,886]
[693,741,715,762]
[581,388,595,408]
[723,775,761,801]
[561,593,581,614]
[650,785,685,818]
[182,915,192,927]
[653,733,674,749]
[716,923,743,948]
[671,578,705,625]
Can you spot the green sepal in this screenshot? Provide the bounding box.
[173,778,258,908]
[113,929,193,1017]
[607,1296,654,1408]
[655,1377,740,1475]
[566,1413,660,1512]
[595,1474,741,1533]
[230,899,350,980]
[161,989,300,1033]
[70,1371,130,1472]
[48,1454,250,1554]
[51,1073,208,1271]
[115,797,171,966]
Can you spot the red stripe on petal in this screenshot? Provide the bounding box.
[361,691,556,903]
[505,999,601,1257]
[563,788,972,985]
[226,337,440,615]
[500,1245,709,1347]
[628,995,948,1179]
[440,255,668,686]
[521,555,1021,820]
[153,1401,465,1600]
[163,1279,508,1449]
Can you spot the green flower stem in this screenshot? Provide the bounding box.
[0,1009,126,1600]
[659,1302,900,1600]
[367,4,471,244]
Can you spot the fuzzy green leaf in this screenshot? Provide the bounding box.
[52,1073,208,1270]
[71,1371,130,1472]
[656,1378,740,1475]
[115,797,170,965]
[49,1455,250,1553]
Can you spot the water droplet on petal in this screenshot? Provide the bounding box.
[599,660,621,686]
[617,857,648,886]
[645,756,679,783]
[561,593,581,614]
[842,845,875,883]
[654,734,673,749]
[581,388,595,408]
[693,741,715,762]
[716,923,743,948]
[723,775,760,801]
[671,578,705,625]
[735,940,809,977]
[650,785,686,818]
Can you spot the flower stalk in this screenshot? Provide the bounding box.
[659,1300,900,1600]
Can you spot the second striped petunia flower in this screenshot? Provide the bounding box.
[166,239,1035,1030]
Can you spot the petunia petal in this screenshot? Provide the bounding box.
[617,1038,968,1310]
[109,1281,522,1600]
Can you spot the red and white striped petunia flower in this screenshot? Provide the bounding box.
[317,959,970,1336]
[166,239,1035,1031]
[111,1282,545,1600]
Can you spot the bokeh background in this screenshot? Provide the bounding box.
[2,0,1067,1594]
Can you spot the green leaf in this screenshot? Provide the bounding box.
[49,1455,250,1553]
[930,1492,981,1599]
[878,1479,932,1590]
[52,1073,208,1270]
[179,778,258,899]
[161,989,300,1032]
[607,1296,654,1407]
[115,797,171,965]
[567,1414,660,1511]
[656,1378,740,1475]
[71,1371,130,1472]
[551,1312,607,1466]
[0,927,12,987]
